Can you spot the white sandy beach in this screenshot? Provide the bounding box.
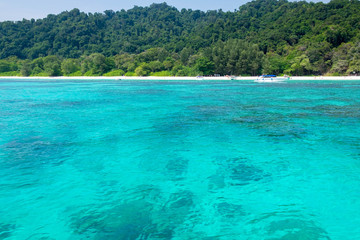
[1,76,360,80]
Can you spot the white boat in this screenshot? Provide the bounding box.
[255,75,289,83]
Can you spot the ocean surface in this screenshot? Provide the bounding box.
[0,79,360,240]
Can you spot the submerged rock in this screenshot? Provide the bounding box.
[267,218,330,240]
[0,223,16,239]
[69,187,196,239]
[166,157,189,180]
[2,135,67,168]
[216,202,246,218]
[216,157,270,186]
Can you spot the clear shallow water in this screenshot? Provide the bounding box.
[0,79,360,240]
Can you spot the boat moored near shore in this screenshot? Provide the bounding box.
[255,75,289,83]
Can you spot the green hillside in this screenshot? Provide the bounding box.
[0,0,359,76]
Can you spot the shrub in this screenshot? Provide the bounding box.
[125,72,136,76]
[150,71,171,76]
[103,69,125,76]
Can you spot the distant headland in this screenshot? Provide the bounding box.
[1,76,360,81]
[1,0,360,77]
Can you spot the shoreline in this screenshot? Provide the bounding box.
[1,76,360,81]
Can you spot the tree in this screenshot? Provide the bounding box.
[135,63,150,76]
[163,58,174,70]
[61,59,80,75]
[263,52,288,75]
[81,57,92,74]
[325,25,351,47]
[20,60,32,76]
[90,53,109,75]
[148,61,164,72]
[195,57,214,75]
[0,61,11,73]
[284,54,312,76]
[346,41,360,75]
[211,39,263,75]
[179,48,194,65]
[43,56,62,76]
[81,53,111,75]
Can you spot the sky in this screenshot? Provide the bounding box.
[0,0,253,21]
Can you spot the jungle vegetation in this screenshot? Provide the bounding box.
[0,0,359,77]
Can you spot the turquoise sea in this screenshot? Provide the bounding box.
[0,79,360,239]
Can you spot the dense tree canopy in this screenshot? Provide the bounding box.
[0,0,360,76]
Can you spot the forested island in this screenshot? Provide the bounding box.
[0,0,359,77]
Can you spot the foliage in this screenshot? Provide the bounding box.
[150,71,172,76]
[209,39,264,76]
[124,72,136,76]
[20,60,32,76]
[135,63,150,76]
[1,0,360,76]
[103,69,125,76]
[43,56,61,76]
[0,71,18,76]
[68,71,83,76]
[61,59,80,75]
